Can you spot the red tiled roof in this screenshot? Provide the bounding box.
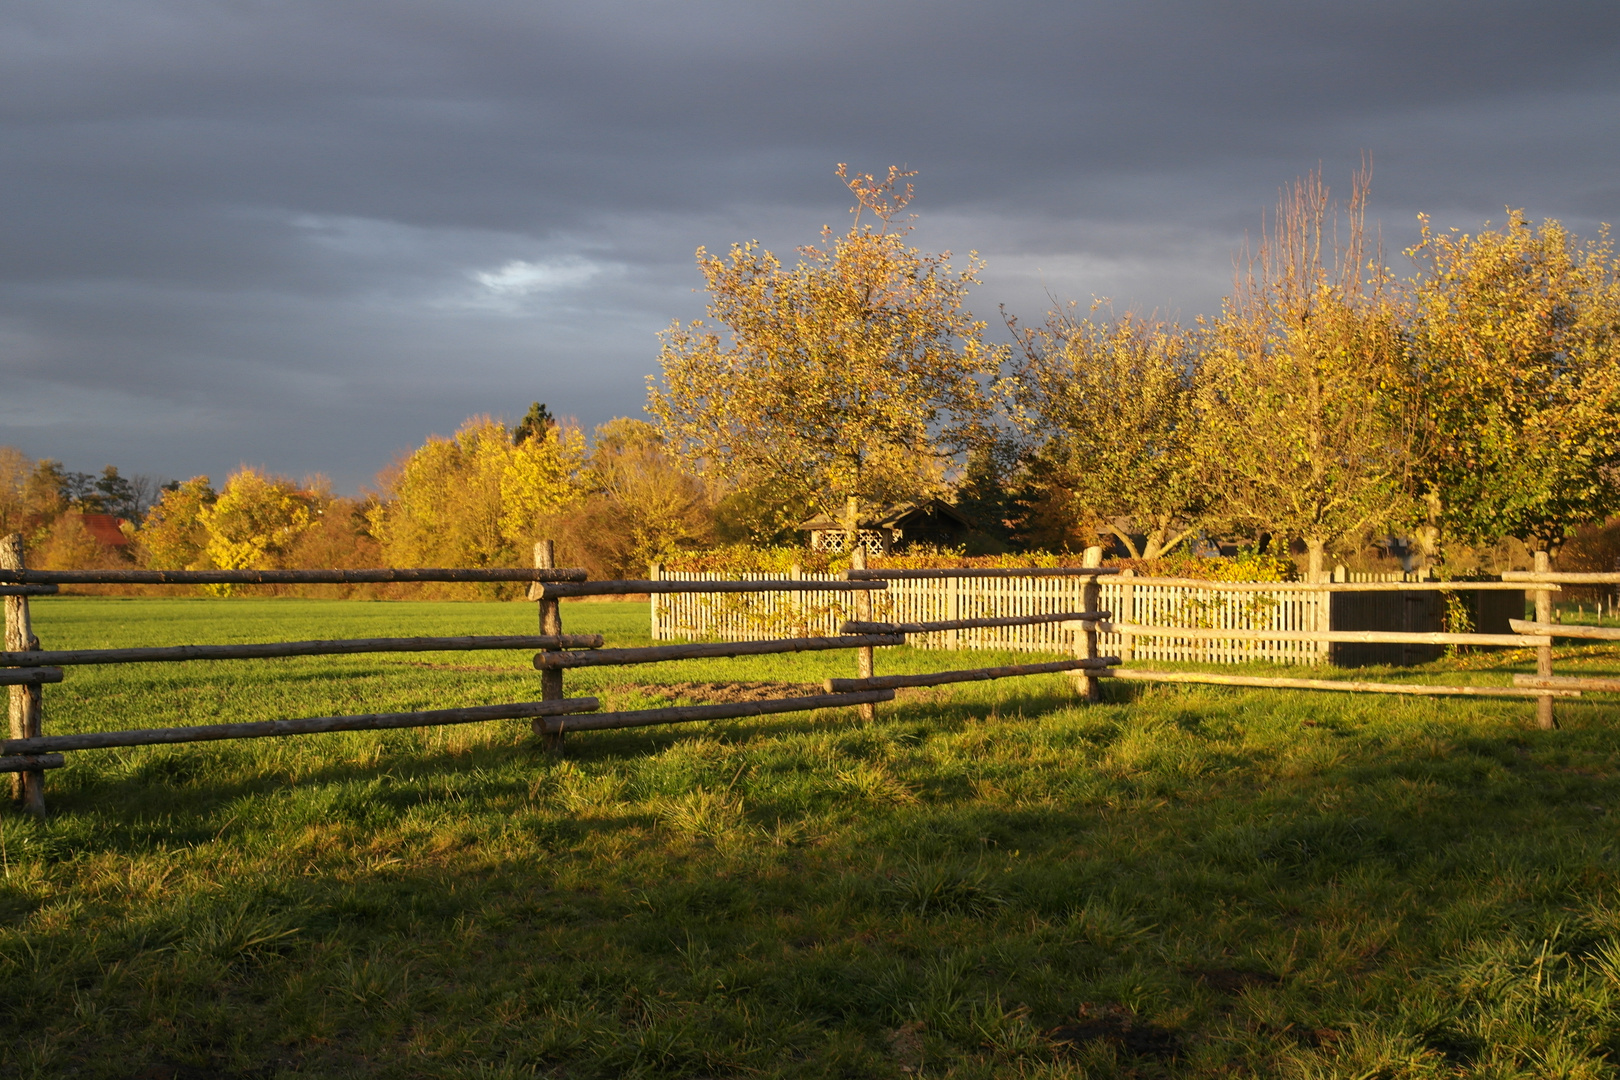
[80,513,131,547]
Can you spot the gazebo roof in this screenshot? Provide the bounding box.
[796,499,972,532]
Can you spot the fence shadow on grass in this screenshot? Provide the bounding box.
[8,702,1620,1077]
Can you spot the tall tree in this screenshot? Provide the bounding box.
[134,477,216,569]
[512,402,555,446]
[0,447,33,537]
[549,418,714,577]
[198,468,326,576]
[1198,167,1413,578]
[374,415,584,573]
[1406,212,1620,559]
[1005,307,1206,559]
[648,166,1003,541]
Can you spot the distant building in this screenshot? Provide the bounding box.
[78,513,132,549]
[797,500,973,555]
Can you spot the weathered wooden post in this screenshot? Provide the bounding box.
[1071,545,1104,702]
[851,547,876,721]
[1,534,46,815]
[1534,549,1556,730]
[532,541,566,751]
[789,561,804,638]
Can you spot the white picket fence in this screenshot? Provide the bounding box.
[651,571,1327,665]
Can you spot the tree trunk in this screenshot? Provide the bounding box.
[1305,538,1326,583]
[1107,525,1142,560]
[1534,548,1556,730]
[843,495,861,556]
[1415,489,1443,572]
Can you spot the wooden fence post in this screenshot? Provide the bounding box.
[533,541,566,751]
[1072,545,1103,701]
[789,562,804,638]
[1534,549,1556,730]
[851,548,876,721]
[1,534,45,815]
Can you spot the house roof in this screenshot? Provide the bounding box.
[80,513,131,548]
[796,499,973,532]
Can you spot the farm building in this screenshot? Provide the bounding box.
[798,499,973,555]
[78,513,132,549]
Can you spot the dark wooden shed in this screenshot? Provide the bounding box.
[1329,587,1525,667]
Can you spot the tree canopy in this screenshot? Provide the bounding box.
[648,166,1003,533]
[1407,212,1620,555]
[1005,307,1206,559]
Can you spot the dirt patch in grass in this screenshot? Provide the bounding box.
[628,681,822,703]
[1048,1003,1182,1059]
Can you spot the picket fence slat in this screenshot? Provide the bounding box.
[650,571,1327,664]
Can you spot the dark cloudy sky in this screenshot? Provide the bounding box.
[4,1,1618,493]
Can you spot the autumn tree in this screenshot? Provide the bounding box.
[198,468,326,574]
[548,418,713,577]
[373,415,585,578]
[1005,307,1207,559]
[1198,167,1414,579]
[134,477,216,569]
[0,447,34,537]
[649,166,1003,542]
[1406,212,1620,560]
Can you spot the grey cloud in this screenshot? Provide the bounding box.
[2,0,1618,490]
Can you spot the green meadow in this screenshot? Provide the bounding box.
[3,598,1620,1078]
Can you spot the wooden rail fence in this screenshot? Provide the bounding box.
[3,531,1613,815]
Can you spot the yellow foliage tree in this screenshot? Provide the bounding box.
[199,468,326,574]
[1198,168,1413,578]
[547,418,713,578]
[648,166,1003,540]
[133,477,216,570]
[374,416,585,579]
[1406,212,1620,558]
[1005,308,1207,559]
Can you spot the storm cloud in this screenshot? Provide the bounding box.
[4,0,1618,490]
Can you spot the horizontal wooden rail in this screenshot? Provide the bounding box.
[533,579,888,598]
[1095,622,1547,647]
[0,667,63,686]
[0,697,601,755]
[0,634,604,669]
[0,754,64,773]
[1514,674,1620,692]
[1088,577,1544,592]
[536,690,894,734]
[535,634,906,669]
[0,585,59,597]
[825,657,1120,692]
[844,567,1119,580]
[1510,619,1620,641]
[1503,571,1620,584]
[1108,669,1578,698]
[0,567,588,585]
[839,611,1108,635]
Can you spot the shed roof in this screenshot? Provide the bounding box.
[796,499,972,532]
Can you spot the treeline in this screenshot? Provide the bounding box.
[650,166,1620,580]
[0,408,718,597]
[987,182,1620,578]
[11,166,1620,591]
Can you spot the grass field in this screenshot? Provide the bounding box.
[4,597,1620,1078]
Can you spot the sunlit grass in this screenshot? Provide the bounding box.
[1,597,1618,1077]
